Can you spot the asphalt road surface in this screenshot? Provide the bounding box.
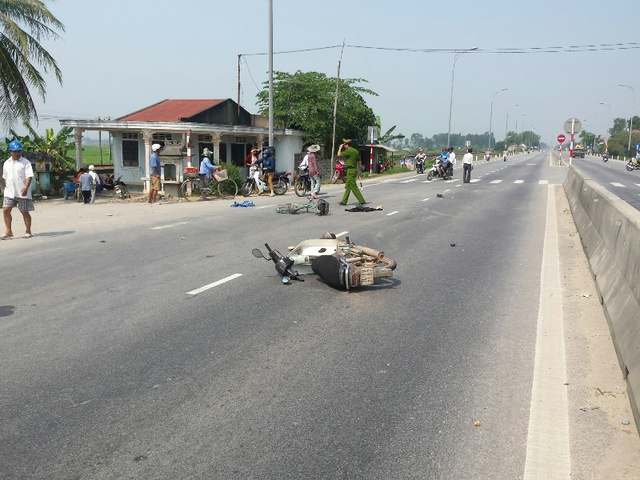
[1,152,638,479]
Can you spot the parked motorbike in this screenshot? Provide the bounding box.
[114,175,130,199]
[331,158,346,183]
[241,171,290,196]
[294,169,318,197]
[252,234,396,290]
[426,159,453,181]
[626,159,640,171]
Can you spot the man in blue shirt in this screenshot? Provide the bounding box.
[199,148,219,198]
[437,148,452,179]
[148,143,162,204]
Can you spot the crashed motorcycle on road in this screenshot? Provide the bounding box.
[252,235,397,290]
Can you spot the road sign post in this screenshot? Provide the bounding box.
[564,118,582,165]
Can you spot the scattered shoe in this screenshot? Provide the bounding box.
[1,234,14,240]
[339,202,347,206]
[22,233,32,239]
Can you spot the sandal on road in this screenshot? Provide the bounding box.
[1,234,14,240]
[22,233,33,239]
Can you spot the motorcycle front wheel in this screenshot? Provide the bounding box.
[426,171,434,181]
[241,180,254,197]
[331,171,342,184]
[273,178,288,195]
[626,163,634,171]
[294,179,308,197]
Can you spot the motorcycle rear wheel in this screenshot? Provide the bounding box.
[273,178,288,195]
[294,180,308,197]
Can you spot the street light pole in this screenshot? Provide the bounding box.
[619,84,636,155]
[599,101,611,150]
[447,47,478,148]
[505,104,518,146]
[488,88,507,149]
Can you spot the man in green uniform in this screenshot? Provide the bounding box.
[337,139,366,206]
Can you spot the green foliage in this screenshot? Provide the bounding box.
[255,70,377,150]
[220,162,243,186]
[0,0,65,129]
[606,129,640,157]
[2,126,74,172]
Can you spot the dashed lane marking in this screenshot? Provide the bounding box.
[152,221,188,230]
[387,211,399,216]
[610,182,625,188]
[539,180,549,185]
[490,180,503,184]
[186,273,243,296]
[422,198,431,202]
[514,180,524,184]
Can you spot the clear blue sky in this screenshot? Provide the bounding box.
[5,0,640,146]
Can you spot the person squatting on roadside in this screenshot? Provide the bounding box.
[337,139,366,206]
[148,143,162,205]
[462,148,473,183]
[2,140,34,239]
[79,168,94,204]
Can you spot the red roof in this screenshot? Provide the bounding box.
[117,99,227,122]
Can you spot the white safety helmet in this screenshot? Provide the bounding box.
[152,144,162,152]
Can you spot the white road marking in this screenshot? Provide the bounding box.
[635,184,640,188]
[400,178,420,183]
[152,221,188,230]
[186,273,243,296]
[490,180,503,184]
[610,182,625,188]
[539,180,549,185]
[421,198,430,202]
[524,185,570,478]
[470,179,480,183]
[514,180,524,184]
[387,211,399,216]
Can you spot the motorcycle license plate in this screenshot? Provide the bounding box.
[360,267,374,286]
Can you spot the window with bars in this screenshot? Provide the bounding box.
[122,133,139,167]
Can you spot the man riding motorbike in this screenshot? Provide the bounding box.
[439,148,451,179]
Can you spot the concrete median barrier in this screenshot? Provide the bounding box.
[564,166,640,431]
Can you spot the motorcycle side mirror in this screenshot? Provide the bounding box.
[252,248,268,260]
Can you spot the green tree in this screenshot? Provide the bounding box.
[377,124,404,146]
[609,117,628,136]
[0,0,64,129]
[3,125,74,172]
[255,70,377,150]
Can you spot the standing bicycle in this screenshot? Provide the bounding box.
[181,169,238,199]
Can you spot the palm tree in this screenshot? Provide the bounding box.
[0,0,64,129]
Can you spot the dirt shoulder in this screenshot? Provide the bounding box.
[556,186,640,479]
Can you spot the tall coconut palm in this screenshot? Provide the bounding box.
[0,0,64,129]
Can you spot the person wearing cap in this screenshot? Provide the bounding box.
[337,139,365,206]
[199,148,219,198]
[2,140,34,239]
[306,144,322,198]
[88,165,101,203]
[148,143,162,204]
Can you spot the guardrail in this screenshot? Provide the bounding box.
[563,167,640,432]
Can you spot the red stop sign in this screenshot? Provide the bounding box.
[557,134,566,143]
